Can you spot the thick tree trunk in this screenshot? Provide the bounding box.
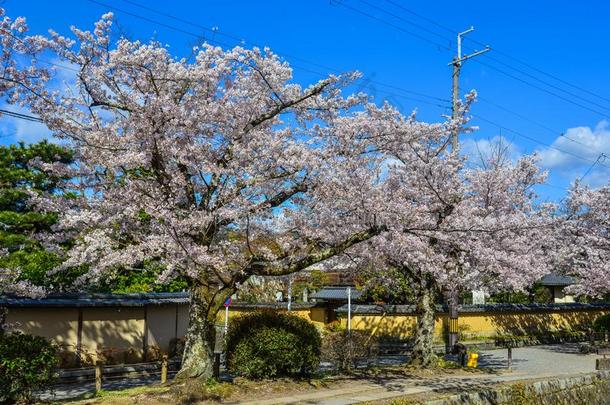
[409,275,437,367]
[176,285,226,380]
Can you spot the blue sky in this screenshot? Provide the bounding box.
[2,0,610,200]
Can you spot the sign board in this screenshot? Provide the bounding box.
[224,297,232,307]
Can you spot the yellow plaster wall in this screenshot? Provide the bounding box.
[81,307,145,355]
[6,307,79,351]
[342,309,610,340]
[6,304,609,365]
[215,307,326,328]
[458,309,609,339]
[147,305,178,351]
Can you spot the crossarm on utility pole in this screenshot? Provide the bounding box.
[448,26,491,152]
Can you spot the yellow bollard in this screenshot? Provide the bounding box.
[467,352,479,368]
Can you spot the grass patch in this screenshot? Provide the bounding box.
[53,374,339,404]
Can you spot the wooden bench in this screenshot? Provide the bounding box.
[378,342,411,355]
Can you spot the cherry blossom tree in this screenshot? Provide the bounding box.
[0,7,560,375]
[558,183,610,296]
[0,11,394,378]
[344,99,557,366]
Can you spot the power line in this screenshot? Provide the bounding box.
[477,96,610,154]
[465,38,610,105]
[333,1,610,157]
[85,0,450,107]
[578,153,607,182]
[356,0,454,47]
[384,0,456,35]
[384,0,610,106]
[0,108,43,123]
[471,113,610,169]
[473,56,610,116]
[330,0,451,51]
[342,0,610,118]
[0,2,449,128]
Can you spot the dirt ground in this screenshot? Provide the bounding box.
[55,366,492,405]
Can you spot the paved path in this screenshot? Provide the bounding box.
[43,343,604,403]
[240,343,605,405]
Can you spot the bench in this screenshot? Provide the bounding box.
[378,342,411,355]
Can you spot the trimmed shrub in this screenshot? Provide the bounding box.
[593,314,610,332]
[0,332,59,403]
[225,311,321,379]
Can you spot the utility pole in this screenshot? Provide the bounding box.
[447,27,490,353]
[450,27,490,151]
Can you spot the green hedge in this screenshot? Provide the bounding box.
[593,314,610,332]
[225,311,321,379]
[0,332,58,403]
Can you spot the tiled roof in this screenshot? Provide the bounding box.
[336,302,610,314]
[0,292,190,307]
[0,292,321,309]
[310,286,362,301]
[538,273,576,286]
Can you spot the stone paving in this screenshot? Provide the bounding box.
[42,343,605,403]
[240,343,606,405]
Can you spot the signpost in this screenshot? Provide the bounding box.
[223,297,232,336]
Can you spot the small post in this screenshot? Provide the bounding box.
[347,287,353,369]
[287,276,292,312]
[347,287,352,336]
[213,352,221,379]
[589,328,595,347]
[507,347,513,372]
[224,305,229,337]
[95,361,103,393]
[605,331,608,343]
[161,354,168,384]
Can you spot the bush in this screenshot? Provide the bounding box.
[593,314,610,332]
[0,332,59,403]
[321,329,378,372]
[225,311,321,379]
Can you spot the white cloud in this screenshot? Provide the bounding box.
[461,135,522,166]
[539,121,610,168]
[538,121,610,187]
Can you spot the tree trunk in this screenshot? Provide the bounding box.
[409,275,437,367]
[176,285,226,380]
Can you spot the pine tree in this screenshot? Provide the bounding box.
[0,141,74,288]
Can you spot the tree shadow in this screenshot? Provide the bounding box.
[487,308,597,340]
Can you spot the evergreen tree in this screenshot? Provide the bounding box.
[0,141,75,289]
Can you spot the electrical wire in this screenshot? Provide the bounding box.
[384,0,610,105]
[333,0,610,159]
[331,0,450,50]
[0,108,43,123]
[340,0,610,118]
[471,113,610,169]
[477,96,610,154]
[87,0,449,105]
